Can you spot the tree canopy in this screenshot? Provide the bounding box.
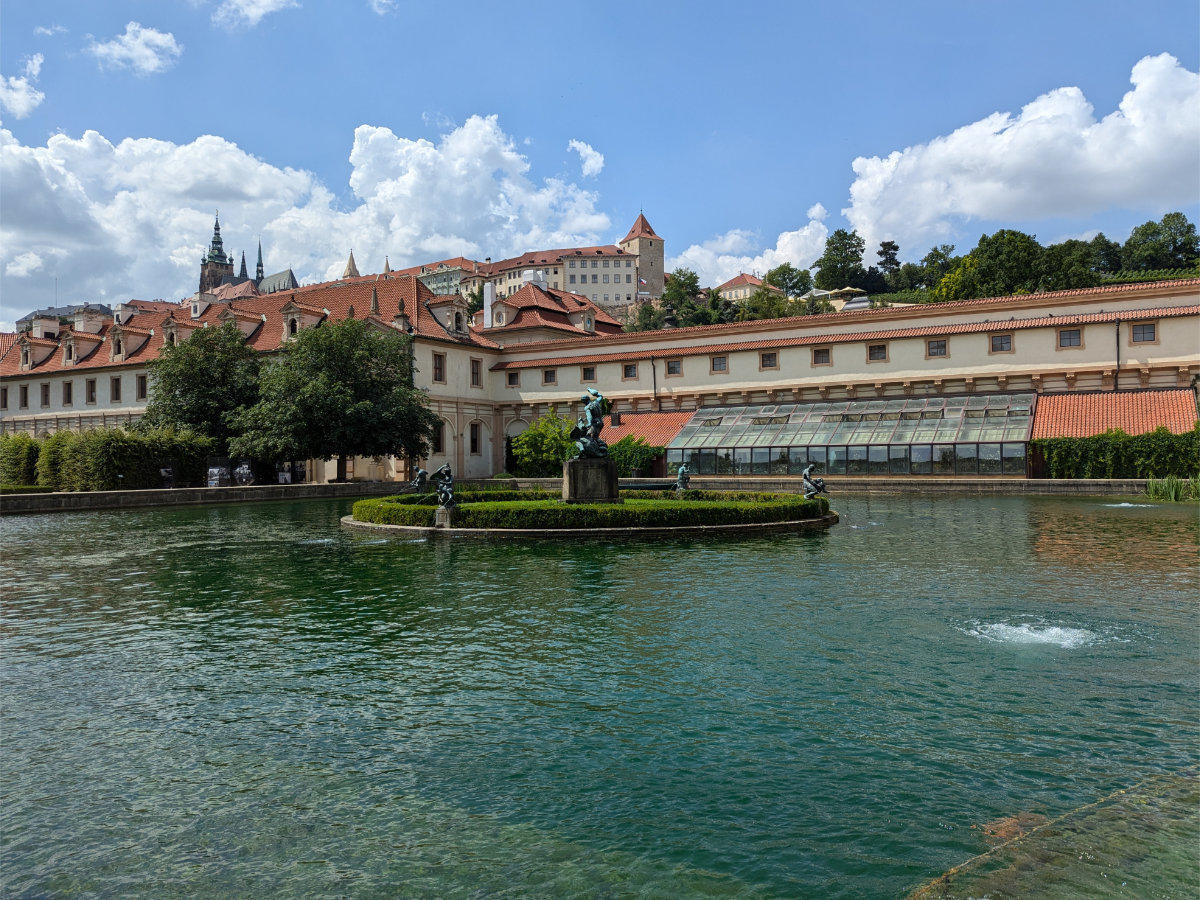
[509,408,574,477]
[763,263,813,297]
[227,318,439,474]
[140,321,261,452]
[812,229,868,291]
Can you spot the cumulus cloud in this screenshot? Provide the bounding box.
[87,22,182,75]
[845,53,1200,254]
[567,139,605,178]
[667,213,830,289]
[0,54,45,119]
[0,115,611,311]
[213,0,300,28]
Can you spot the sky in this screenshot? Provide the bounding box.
[1,0,1198,329]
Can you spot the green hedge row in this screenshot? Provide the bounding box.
[1031,425,1200,479]
[0,428,215,491]
[353,492,829,530]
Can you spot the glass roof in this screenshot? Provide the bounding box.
[668,394,1037,449]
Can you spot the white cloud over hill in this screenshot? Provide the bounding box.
[845,53,1200,253]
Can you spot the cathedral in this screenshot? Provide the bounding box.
[198,215,297,297]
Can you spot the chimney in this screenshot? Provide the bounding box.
[31,315,59,339]
[74,308,106,334]
[483,282,496,328]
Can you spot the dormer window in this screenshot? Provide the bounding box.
[114,336,123,356]
[495,312,505,325]
[65,343,74,362]
[168,332,177,346]
[289,318,299,336]
[20,346,30,368]
[455,312,464,331]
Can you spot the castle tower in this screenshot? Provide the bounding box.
[342,250,360,279]
[199,214,235,293]
[619,213,664,300]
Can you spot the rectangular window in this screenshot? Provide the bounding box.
[431,421,444,454]
[569,274,576,284]
[62,381,73,406]
[626,274,632,283]
[666,359,682,376]
[19,385,29,408]
[812,347,831,366]
[1,386,7,409]
[40,383,50,407]
[622,363,638,380]
[710,355,728,373]
[543,368,557,384]
[760,351,778,370]
[470,422,481,455]
[470,358,482,387]
[507,370,519,387]
[602,274,609,283]
[136,374,148,401]
[867,343,888,362]
[1058,328,1082,348]
[432,352,446,383]
[591,274,598,284]
[86,379,97,404]
[581,365,596,382]
[1131,323,1156,343]
[990,334,1013,353]
[568,260,575,268]
[110,376,122,402]
[926,339,947,358]
[592,261,598,268]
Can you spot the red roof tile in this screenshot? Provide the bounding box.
[621,213,661,243]
[1031,389,1198,439]
[604,411,693,447]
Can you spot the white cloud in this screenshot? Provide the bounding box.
[845,53,1200,255]
[368,0,397,13]
[0,115,611,310]
[213,0,300,28]
[34,25,67,37]
[87,23,182,75]
[567,139,604,178]
[667,216,830,288]
[0,54,45,119]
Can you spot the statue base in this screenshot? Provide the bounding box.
[562,457,620,503]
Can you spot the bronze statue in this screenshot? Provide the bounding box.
[431,464,455,507]
[675,463,692,493]
[570,388,609,459]
[409,468,428,492]
[802,463,827,500]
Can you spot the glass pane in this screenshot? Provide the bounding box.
[889,445,909,474]
[751,448,771,475]
[910,445,933,474]
[934,421,963,441]
[868,445,889,475]
[847,446,868,475]
[978,444,1002,475]
[802,446,826,473]
[716,450,735,474]
[770,449,790,475]
[734,447,751,475]
[1002,443,1027,475]
[827,446,848,475]
[910,422,940,441]
[955,444,978,475]
[933,444,956,475]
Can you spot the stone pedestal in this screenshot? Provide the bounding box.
[562,457,620,503]
[434,507,454,528]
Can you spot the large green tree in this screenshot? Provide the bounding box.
[141,321,261,452]
[812,229,868,290]
[1121,212,1199,271]
[510,408,574,477]
[228,318,439,480]
[1036,239,1102,292]
[970,229,1044,297]
[763,263,813,297]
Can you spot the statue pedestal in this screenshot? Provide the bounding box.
[562,457,620,503]
[434,507,453,528]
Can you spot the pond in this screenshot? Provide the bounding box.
[2,494,1196,898]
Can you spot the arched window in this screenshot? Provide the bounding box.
[289,318,298,336]
[455,312,463,331]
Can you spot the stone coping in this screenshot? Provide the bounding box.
[340,512,839,540]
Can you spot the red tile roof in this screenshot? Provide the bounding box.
[604,411,693,447]
[717,272,765,291]
[1031,389,1198,439]
[621,213,661,243]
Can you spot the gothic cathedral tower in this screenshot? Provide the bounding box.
[199,214,234,293]
[619,213,664,300]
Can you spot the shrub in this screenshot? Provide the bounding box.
[1032,425,1200,479]
[511,408,574,477]
[608,435,665,477]
[0,434,40,486]
[36,430,80,491]
[53,427,214,491]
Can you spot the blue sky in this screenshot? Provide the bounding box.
[2,0,1197,327]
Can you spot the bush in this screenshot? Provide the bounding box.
[1,483,50,494]
[0,434,40,486]
[608,435,665,477]
[36,430,80,491]
[511,408,574,477]
[1032,425,1200,479]
[52,427,214,491]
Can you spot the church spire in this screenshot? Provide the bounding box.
[238,251,248,279]
[382,256,392,275]
[256,240,264,282]
[342,250,360,279]
[206,212,229,264]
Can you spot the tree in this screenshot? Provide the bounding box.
[141,321,261,452]
[661,267,701,308]
[1036,239,1101,292]
[764,263,813,297]
[812,229,867,291]
[510,408,574,477]
[1089,233,1123,273]
[465,284,485,317]
[1121,212,1199,270]
[876,240,901,275]
[227,318,438,480]
[920,244,958,288]
[971,229,1043,297]
[737,286,793,321]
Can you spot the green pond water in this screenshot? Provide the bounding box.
[1,494,1196,899]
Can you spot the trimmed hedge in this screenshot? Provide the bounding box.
[0,433,40,486]
[353,490,829,530]
[1032,425,1200,479]
[1,483,50,494]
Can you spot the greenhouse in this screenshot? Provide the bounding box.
[665,393,1035,477]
